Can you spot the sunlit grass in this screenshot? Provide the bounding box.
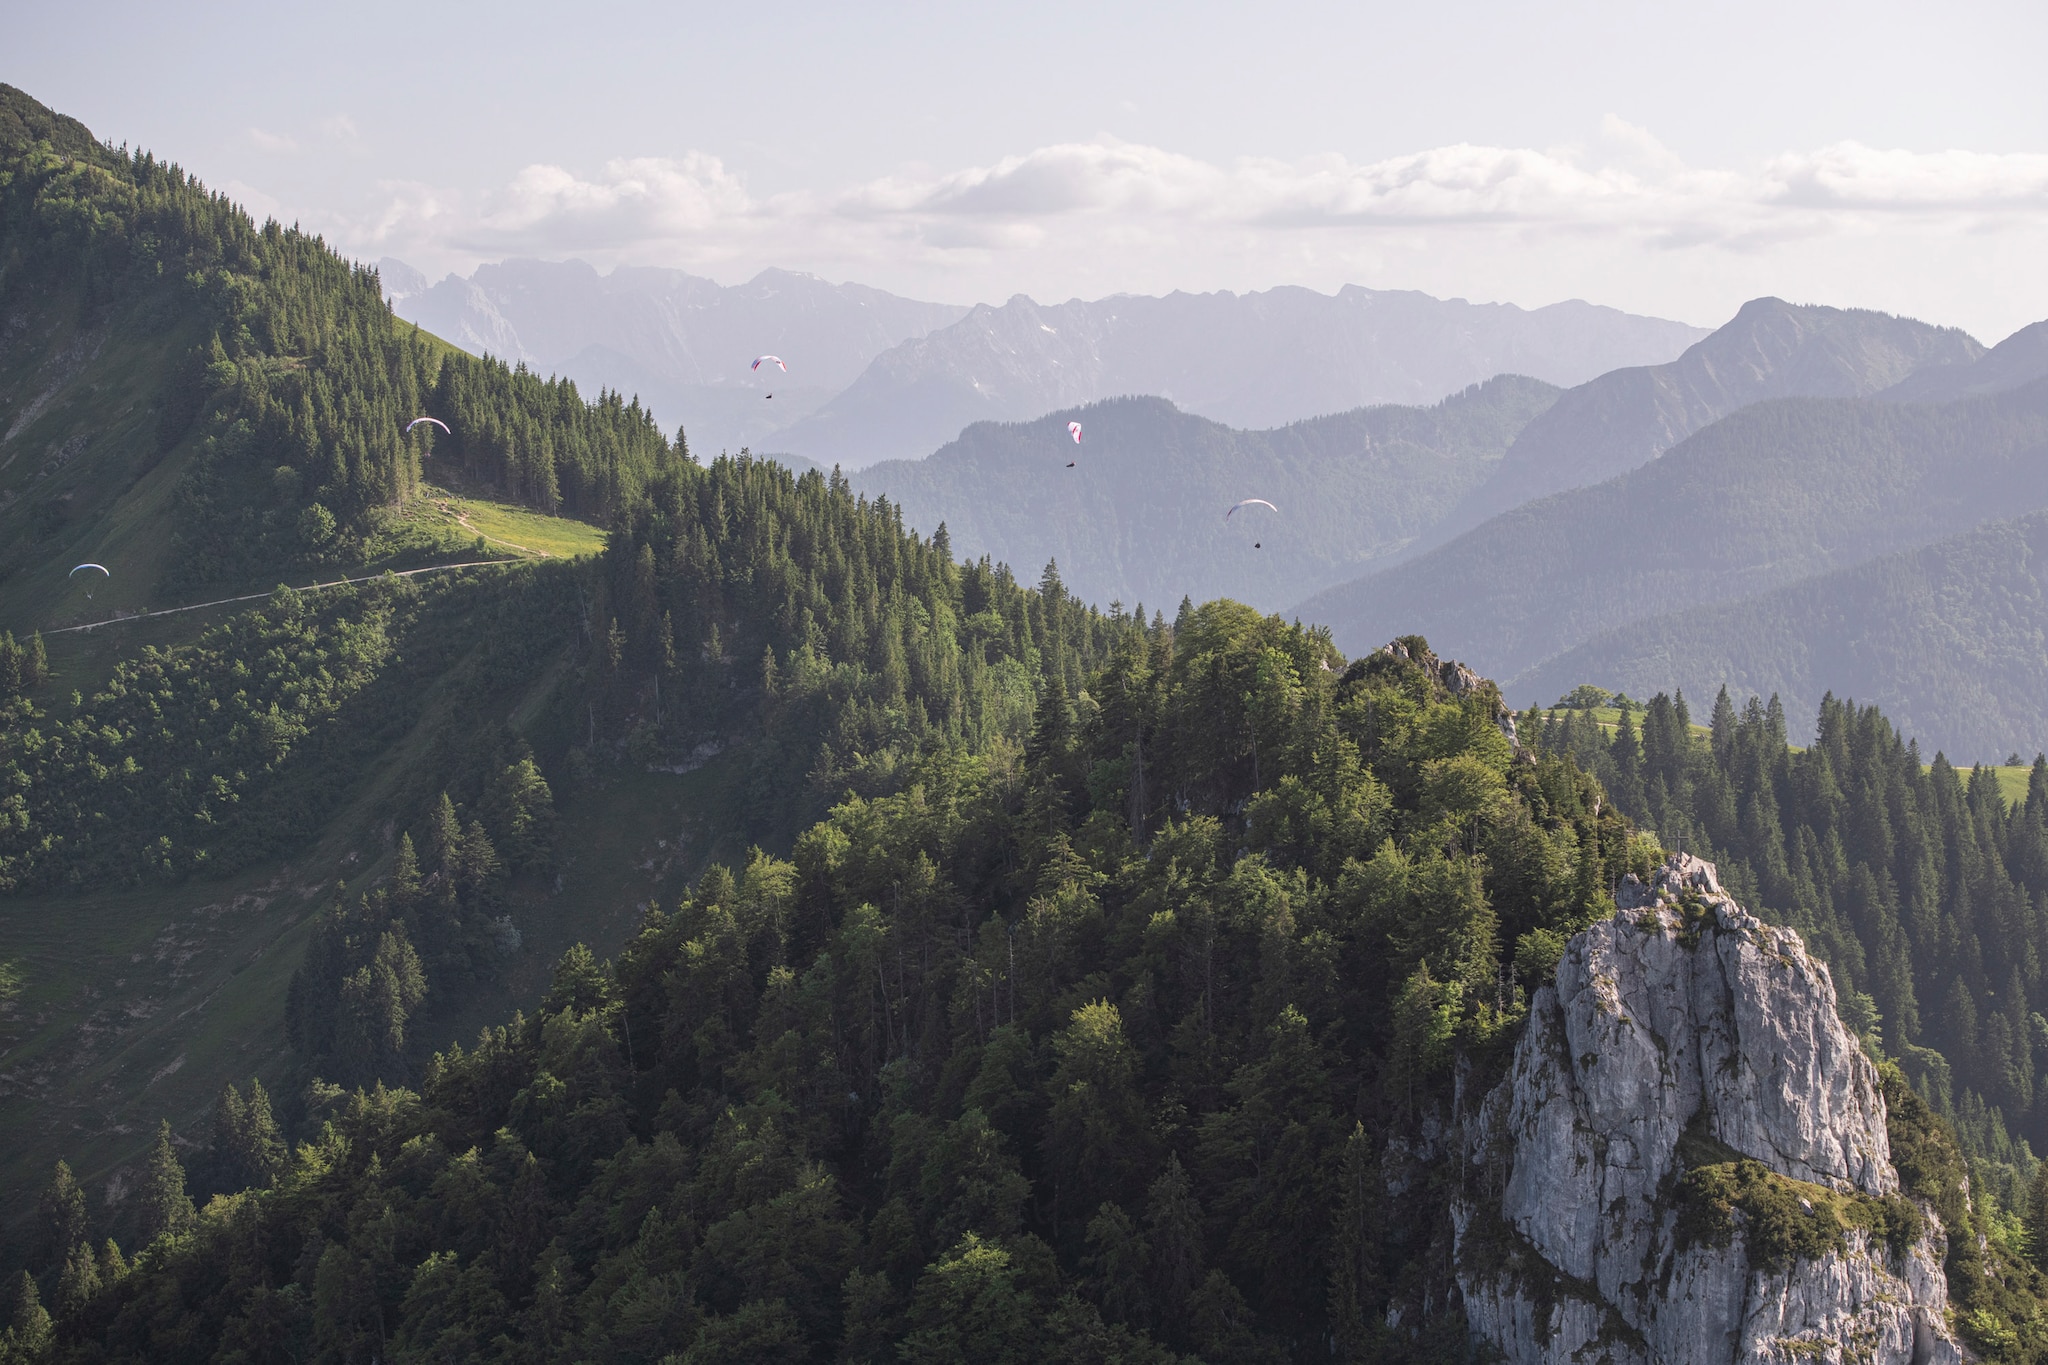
[396,485,609,560]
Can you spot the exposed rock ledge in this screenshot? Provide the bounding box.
[1458,854,1963,1365]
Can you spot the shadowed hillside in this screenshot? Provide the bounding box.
[1408,296,1985,555]
[1515,508,2048,758]
[1297,380,2048,684]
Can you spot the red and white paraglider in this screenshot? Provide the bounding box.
[406,416,451,435]
[753,355,786,398]
[1068,421,1083,444]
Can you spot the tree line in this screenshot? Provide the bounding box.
[1539,689,2048,1216]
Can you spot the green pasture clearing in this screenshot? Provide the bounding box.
[386,486,609,561]
[1986,765,2034,807]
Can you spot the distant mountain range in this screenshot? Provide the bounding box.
[1399,297,1986,557]
[1878,319,2048,404]
[383,261,1706,469]
[383,253,2048,752]
[1516,509,2048,761]
[379,258,969,458]
[853,376,1560,614]
[1295,380,2048,682]
[776,286,1705,467]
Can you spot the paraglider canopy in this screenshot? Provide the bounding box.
[1224,498,1278,520]
[69,563,110,578]
[752,356,787,373]
[406,416,451,435]
[1067,421,1083,444]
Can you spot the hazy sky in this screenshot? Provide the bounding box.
[14,0,2048,339]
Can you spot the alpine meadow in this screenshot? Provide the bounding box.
[8,38,2048,1365]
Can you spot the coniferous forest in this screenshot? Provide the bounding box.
[13,80,2048,1365]
[1542,693,2048,1205]
[0,84,684,595]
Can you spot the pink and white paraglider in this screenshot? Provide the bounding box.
[752,356,786,373]
[1067,421,1083,444]
[405,417,451,435]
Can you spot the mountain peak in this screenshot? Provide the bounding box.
[1397,294,1987,551]
[776,285,1705,467]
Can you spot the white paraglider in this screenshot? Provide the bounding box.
[1225,499,1277,549]
[406,417,451,435]
[752,356,786,373]
[70,562,110,598]
[1067,421,1082,444]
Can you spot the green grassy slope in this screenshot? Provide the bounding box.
[1516,509,2048,761]
[0,276,212,631]
[0,566,751,1251]
[854,375,1559,614]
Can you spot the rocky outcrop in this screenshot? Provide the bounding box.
[1457,855,1962,1365]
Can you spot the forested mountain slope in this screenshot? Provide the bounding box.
[27,630,2048,1364]
[773,284,1703,467]
[1545,690,2048,1207]
[15,81,2048,1365]
[383,259,968,464]
[1296,380,2048,683]
[16,626,1675,1363]
[0,436,1120,1292]
[0,81,683,626]
[1517,509,2048,758]
[1410,296,1984,554]
[1881,319,2048,404]
[853,376,1559,613]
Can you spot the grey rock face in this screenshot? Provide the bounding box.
[1458,854,1961,1365]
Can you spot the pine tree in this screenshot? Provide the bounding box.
[426,793,462,877]
[137,1120,194,1242]
[2,1272,52,1362]
[1327,1122,1386,1360]
[55,1239,99,1317]
[211,1079,286,1191]
[34,1160,87,1273]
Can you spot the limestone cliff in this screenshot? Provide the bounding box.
[1457,854,1963,1365]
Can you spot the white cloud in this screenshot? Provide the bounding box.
[318,125,2048,338]
[246,127,298,154]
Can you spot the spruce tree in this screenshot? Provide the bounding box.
[2,1272,51,1361]
[138,1120,195,1242]
[34,1160,87,1272]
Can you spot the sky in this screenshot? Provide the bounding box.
[13,0,2048,340]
